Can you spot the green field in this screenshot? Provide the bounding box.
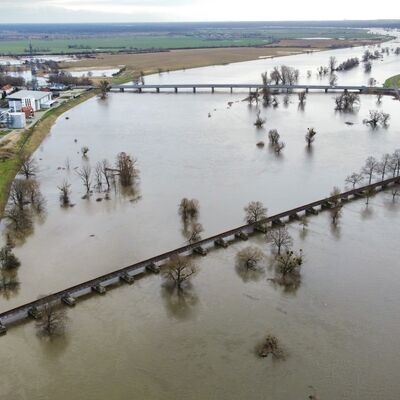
[0,28,388,55]
[384,74,400,88]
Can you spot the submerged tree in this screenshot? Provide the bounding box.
[35,301,67,338]
[345,172,364,188]
[162,255,197,291]
[254,110,266,128]
[19,154,38,179]
[335,92,360,112]
[76,165,92,194]
[305,128,317,147]
[237,246,265,270]
[98,80,110,99]
[363,110,390,128]
[274,141,285,154]
[115,152,139,187]
[275,248,303,287]
[268,129,280,145]
[184,222,204,244]
[362,156,379,184]
[258,334,285,359]
[244,201,267,224]
[58,180,71,206]
[266,225,293,255]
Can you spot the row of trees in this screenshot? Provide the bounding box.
[60,151,139,204]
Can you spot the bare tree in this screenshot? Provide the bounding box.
[335,92,360,112]
[345,172,364,188]
[377,153,391,180]
[116,152,139,186]
[274,141,285,154]
[8,178,44,213]
[184,222,204,244]
[268,129,280,145]
[162,255,197,290]
[76,165,92,194]
[35,302,67,337]
[283,94,290,106]
[98,80,109,99]
[376,93,383,104]
[19,154,38,179]
[329,56,337,72]
[267,225,293,255]
[94,162,103,191]
[364,186,375,206]
[362,156,378,184]
[237,246,265,270]
[392,187,400,202]
[305,128,317,147]
[254,110,266,128]
[81,146,89,157]
[258,335,284,359]
[275,248,303,278]
[363,110,390,128]
[244,201,267,224]
[100,159,112,191]
[58,180,71,206]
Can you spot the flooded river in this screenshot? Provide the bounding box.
[0,30,399,399]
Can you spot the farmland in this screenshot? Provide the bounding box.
[0,25,390,55]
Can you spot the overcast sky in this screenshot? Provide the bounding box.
[0,0,397,23]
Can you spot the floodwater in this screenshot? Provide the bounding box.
[0,29,400,399]
[1,193,399,400]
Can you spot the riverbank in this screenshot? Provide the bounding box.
[0,90,96,218]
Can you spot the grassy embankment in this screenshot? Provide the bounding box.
[0,90,96,218]
[384,74,400,88]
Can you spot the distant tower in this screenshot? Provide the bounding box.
[29,40,38,90]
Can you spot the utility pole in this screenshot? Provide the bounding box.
[29,40,38,91]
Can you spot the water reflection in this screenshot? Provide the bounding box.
[0,270,20,299]
[161,283,199,321]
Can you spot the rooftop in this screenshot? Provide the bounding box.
[7,90,51,100]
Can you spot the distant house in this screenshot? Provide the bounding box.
[7,90,54,112]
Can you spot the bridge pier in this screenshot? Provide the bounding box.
[174,87,178,93]
[138,88,142,93]
[289,213,299,221]
[211,87,214,94]
[306,88,309,93]
[146,262,160,274]
[230,87,233,93]
[325,88,328,93]
[62,295,76,307]
[120,272,135,284]
[156,87,160,93]
[254,224,268,233]
[193,246,207,256]
[235,231,248,241]
[119,87,125,93]
[214,238,228,248]
[306,207,318,215]
[193,87,196,93]
[92,284,106,294]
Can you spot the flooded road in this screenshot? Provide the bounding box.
[0,30,399,400]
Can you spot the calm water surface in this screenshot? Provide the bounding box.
[0,30,400,400]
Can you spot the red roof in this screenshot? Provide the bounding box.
[1,84,13,91]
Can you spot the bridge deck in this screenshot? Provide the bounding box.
[0,176,399,331]
[110,83,395,94]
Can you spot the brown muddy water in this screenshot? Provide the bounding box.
[1,35,400,399]
[0,193,399,400]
